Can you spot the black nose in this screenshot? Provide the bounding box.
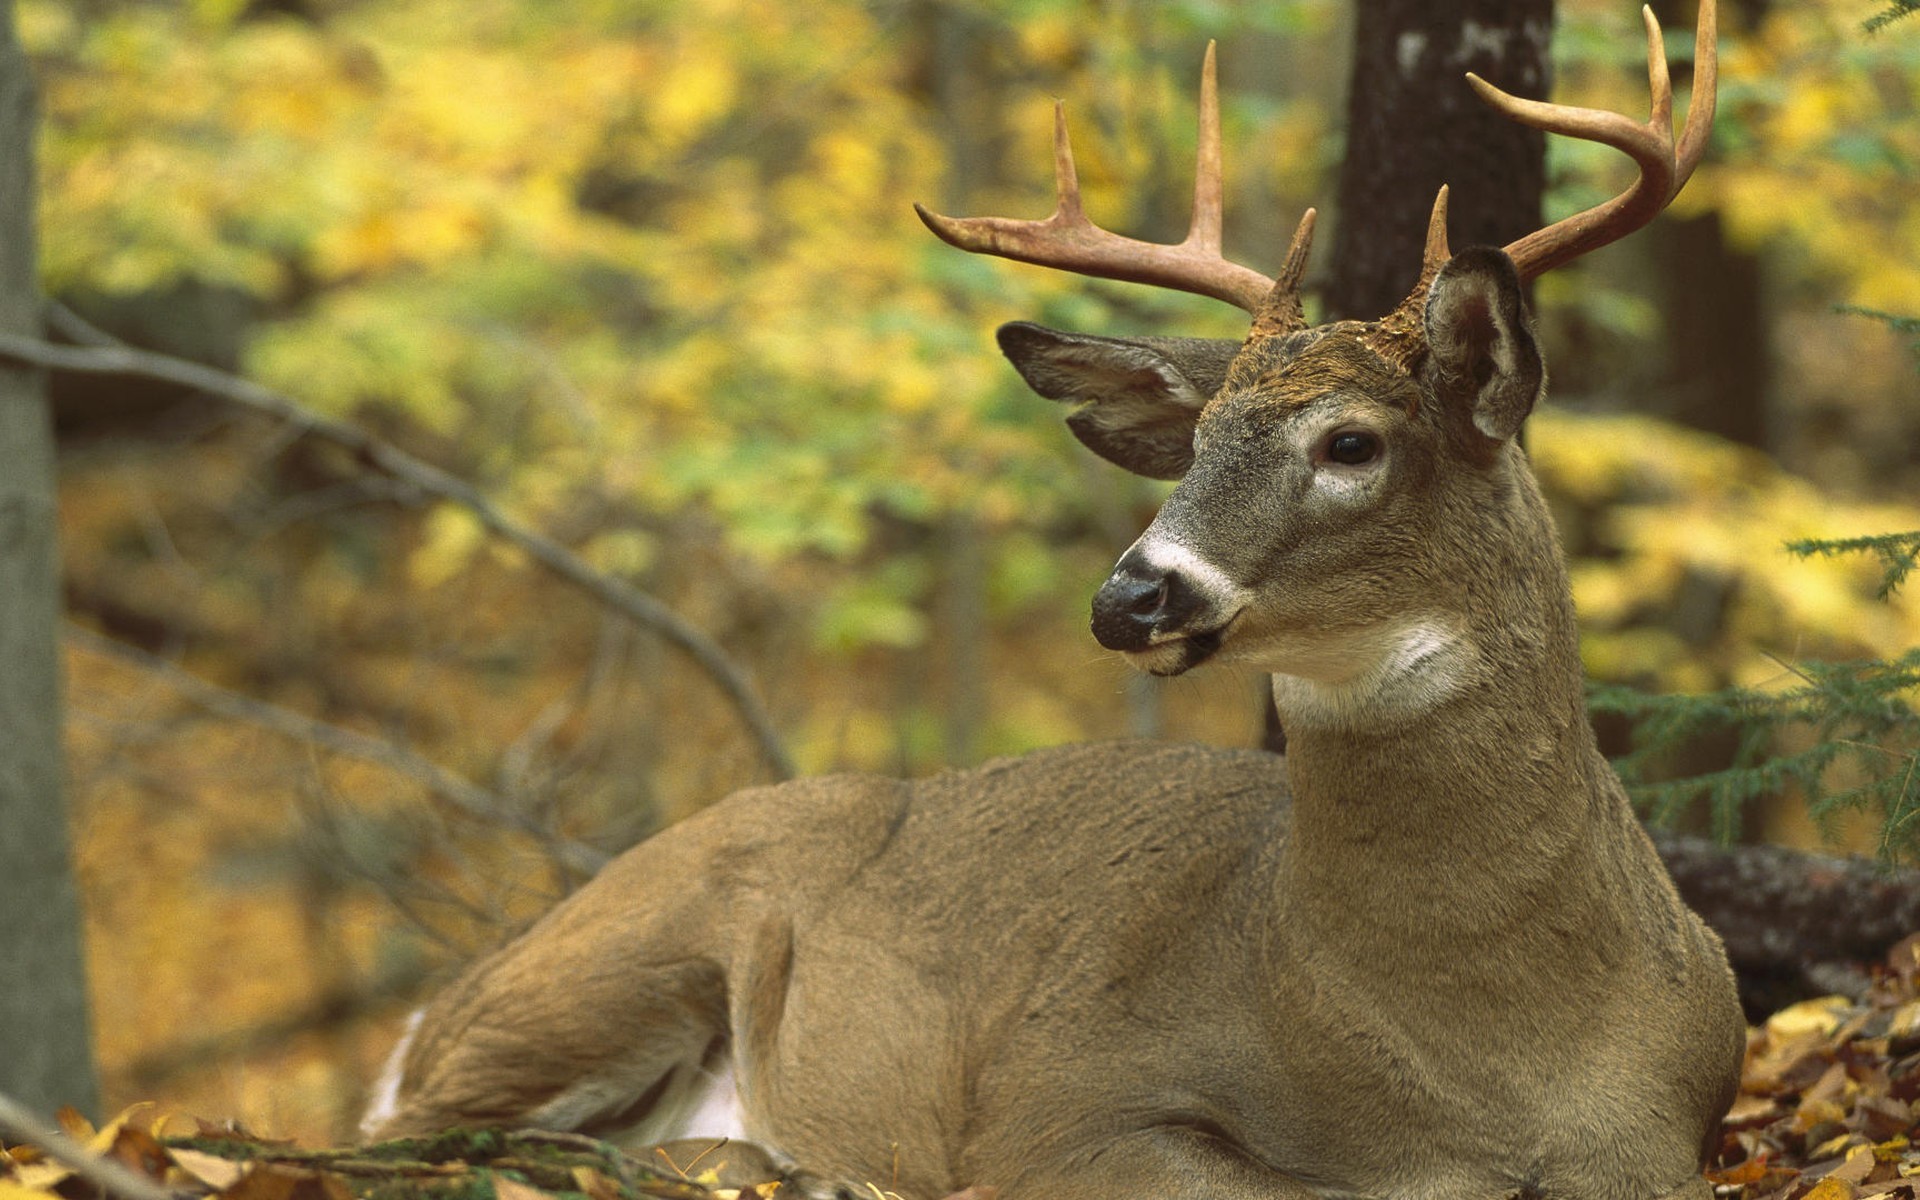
[1091,550,1204,652]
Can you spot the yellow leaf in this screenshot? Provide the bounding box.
[1766,994,1853,1041]
[410,503,486,589]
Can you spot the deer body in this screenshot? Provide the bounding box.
[366,7,1743,1197]
[375,737,1735,1200]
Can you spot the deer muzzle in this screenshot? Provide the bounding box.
[1091,546,1221,662]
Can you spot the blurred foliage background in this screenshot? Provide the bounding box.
[18,0,1920,1146]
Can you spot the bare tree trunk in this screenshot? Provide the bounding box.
[0,0,99,1118]
[1326,0,1553,321]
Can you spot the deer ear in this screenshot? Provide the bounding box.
[1422,247,1545,443]
[995,322,1234,481]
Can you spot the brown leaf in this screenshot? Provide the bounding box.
[1729,1094,1792,1130]
[104,1126,169,1182]
[1711,1157,1777,1186]
[1834,1148,1881,1188]
[1857,1098,1914,1143]
[167,1149,247,1192]
[52,1112,91,1144]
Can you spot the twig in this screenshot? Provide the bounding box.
[64,623,608,876]
[0,1090,183,1200]
[5,313,796,781]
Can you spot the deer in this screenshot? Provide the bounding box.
[361,5,1743,1199]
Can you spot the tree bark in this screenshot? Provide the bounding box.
[0,0,99,1118]
[1326,0,1553,321]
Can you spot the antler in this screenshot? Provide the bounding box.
[914,43,1281,315]
[1473,0,1718,281]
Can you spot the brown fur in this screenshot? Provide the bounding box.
[365,251,1743,1200]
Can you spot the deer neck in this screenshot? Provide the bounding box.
[1269,461,1623,923]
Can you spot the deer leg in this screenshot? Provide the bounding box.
[361,831,751,1144]
[1006,1126,1323,1200]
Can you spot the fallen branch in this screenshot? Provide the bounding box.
[4,313,795,781]
[65,623,610,877]
[1650,828,1920,1018]
[0,1089,183,1200]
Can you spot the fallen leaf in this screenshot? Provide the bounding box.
[168,1148,248,1191]
[53,1110,92,1143]
[1813,1135,1867,1163]
[1773,998,1858,1042]
[1835,1147,1880,1187]
[1709,1158,1774,1186]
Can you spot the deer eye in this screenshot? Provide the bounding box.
[1324,431,1381,466]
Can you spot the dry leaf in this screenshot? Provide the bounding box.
[168,1148,249,1191]
[1834,1147,1881,1187]
[1711,1158,1776,1186]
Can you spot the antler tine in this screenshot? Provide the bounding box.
[913,49,1279,314]
[1674,0,1719,191]
[1467,0,1717,281]
[1421,185,1451,277]
[1188,42,1224,253]
[1249,208,1318,337]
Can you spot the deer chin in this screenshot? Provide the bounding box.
[1125,614,1238,676]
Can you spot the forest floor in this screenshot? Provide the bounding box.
[6,938,1920,1200]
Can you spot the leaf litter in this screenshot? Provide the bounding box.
[7,939,1920,1200]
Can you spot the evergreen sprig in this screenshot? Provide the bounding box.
[1864,1,1920,34]
[1593,524,1920,862]
[1784,531,1920,599]
[1591,646,1920,861]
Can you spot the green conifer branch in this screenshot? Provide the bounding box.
[1863,1,1920,35]
[1785,531,1920,598]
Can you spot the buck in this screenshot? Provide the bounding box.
[362,6,1744,1199]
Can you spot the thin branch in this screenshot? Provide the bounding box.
[64,623,609,875]
[0,1090,184,1200]
[6,313,796,781]
[121,959,431,1090]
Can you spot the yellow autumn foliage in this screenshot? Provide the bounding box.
[18,0,1920,1151]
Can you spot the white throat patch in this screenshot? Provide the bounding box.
[1267,618,1479,730]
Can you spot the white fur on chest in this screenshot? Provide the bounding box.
[1268,617,1478,730]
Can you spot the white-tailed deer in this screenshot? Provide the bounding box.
[363,6,1743,1199]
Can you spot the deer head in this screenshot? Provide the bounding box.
[917,3,1716,728]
